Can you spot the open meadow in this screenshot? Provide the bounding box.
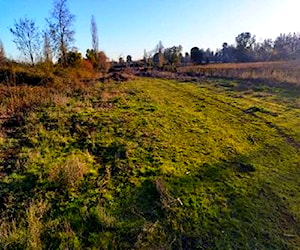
[1,0,300,248]
[179,60,300,85]
[0,74,299,249]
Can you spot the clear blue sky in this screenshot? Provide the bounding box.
[0,0,299,61]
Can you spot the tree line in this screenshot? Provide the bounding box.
[141,32,300,69]
[216,32,300,63]
[1,0,109,71]
[1,1,300,68]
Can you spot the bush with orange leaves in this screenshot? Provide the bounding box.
[86,49,110,73]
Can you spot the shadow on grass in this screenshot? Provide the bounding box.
[212,78,300,104]
[111,152,299,249]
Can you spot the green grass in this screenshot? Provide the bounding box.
[0,77,299,249]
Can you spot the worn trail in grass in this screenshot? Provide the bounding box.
[0,78,299,249]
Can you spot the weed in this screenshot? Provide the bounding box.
[48,154,89,189]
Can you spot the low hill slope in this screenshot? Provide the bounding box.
[0,78,299,249]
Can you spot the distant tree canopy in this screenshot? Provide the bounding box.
[220,43,237,63]
[182,52,190,66]
[153,52,165,68]
[126,55,132,65]
[163,45,182,66]
[235,32,256,62]
[148,44,183,68]
[148,32,300,67]
[253,39,273,61]
[273,33,300,60]
[197,32,300,64]
[190,47,204,64]
[4,5,300,69]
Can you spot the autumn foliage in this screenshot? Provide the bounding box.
[86,49,110,72]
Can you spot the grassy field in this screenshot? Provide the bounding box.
[0,76,299,249]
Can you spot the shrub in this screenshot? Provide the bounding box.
[86,49,110,73]
[0,66,54,85]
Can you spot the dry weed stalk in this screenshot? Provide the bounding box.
[26,199,49,250]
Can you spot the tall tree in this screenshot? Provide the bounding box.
[48,0,75,66]
[163,45,182,65]
[182,52,190,66]
[10,17,40,64]
[253,39,273,61]
[235,32,256,62]
[91,15,99,56]
[190,47,203,64]
[221,42,237,63]
[204,48,213,64]
[273,33,300,60]
[43,31,52,62]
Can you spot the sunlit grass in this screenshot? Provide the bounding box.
[0,77,299,248]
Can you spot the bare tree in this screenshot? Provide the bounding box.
[91,15,99,55]
[43,31,52,62]
[48,0,75,66]
[10,17,40,64]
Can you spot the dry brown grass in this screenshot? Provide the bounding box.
[0,74,97,122]
[48,154,89,188]
[179,60,300,85]
[100,90,120,102]
[0,85,52,116]
[0,199,50,249]
[0,218,24,248]
[49,93,71,107]
[26,200,49,250]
